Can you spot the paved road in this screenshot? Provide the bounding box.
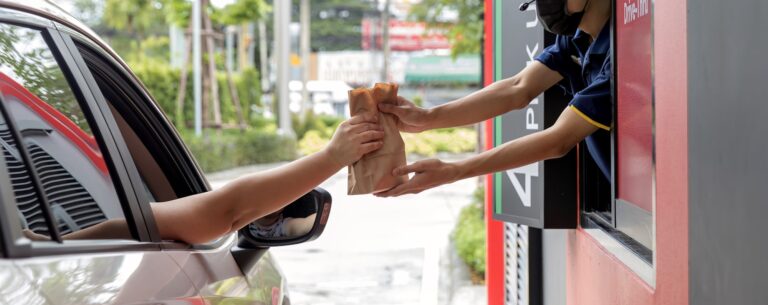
[207,155,479,305]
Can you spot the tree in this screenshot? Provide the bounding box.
[309,0,378,51]
[215,0,271,25]
[410,0,484,58]
[163,0,192,27]
[102,0,166,41]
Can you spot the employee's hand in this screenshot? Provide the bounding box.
[374,159,461,197]
[377,96,432,133]
[324,114,385,166]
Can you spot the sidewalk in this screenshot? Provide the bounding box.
[206,153,486,305]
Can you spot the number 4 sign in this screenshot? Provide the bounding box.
[506,162,539,207]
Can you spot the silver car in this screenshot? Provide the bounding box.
[0,1,332,304]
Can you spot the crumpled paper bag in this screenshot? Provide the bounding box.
[347,83,407,195]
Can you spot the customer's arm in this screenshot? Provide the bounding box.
[149,114,384,244]
[378,62,562,132]
[375,108,597,197]
[23,115,384,244]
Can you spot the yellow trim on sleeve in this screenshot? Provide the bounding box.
[569,105,611,131]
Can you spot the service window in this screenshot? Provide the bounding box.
[580,0,654,270]
[0,23,134,242]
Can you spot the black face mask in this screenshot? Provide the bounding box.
[536,0,585,36]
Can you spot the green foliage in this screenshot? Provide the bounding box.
[103,0,167,40]
[310,0,378,51]
[402,127,477,157]
[161,0,270,28]
[215,0,271,25]
[412,95,424,107]
[298,130,330,156]
[297,125,477,157]
[181,129,297,173]
[163,0,192,27]
[130,61,262,129]
[70,0,103,27]
[294,113,343,155]
[410,0,484,58]
[452,187,486,279]
[124,35,171,64]
[216,67,263,126]
[129,60,183,123]
[292,112,342,140]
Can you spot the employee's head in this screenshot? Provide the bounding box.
[535,0,593,36]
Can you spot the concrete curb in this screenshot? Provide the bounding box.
[438,237,487,305]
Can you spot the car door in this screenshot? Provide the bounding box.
[0,9,204,305]
[60,25,287,305]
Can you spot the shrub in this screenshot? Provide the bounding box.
[181,129,296,173]
[296,126,478,157]
[452,187,487,281]
[131,61,262,129]
[295,113,343,155]
[298,129,331,156]
[402,127,477,157]
[130,60,183,122]
[292,112,342,140]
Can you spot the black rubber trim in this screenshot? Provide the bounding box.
[581,212,652,263]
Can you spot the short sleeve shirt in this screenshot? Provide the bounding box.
[535,24,612,179]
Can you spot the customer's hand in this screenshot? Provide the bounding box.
[324,114,385,166]
[374,159,461,197]
[378,96,431,133]
[23,229,50,241]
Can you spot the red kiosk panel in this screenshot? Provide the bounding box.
[616,0,653,212]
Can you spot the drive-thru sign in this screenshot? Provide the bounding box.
[492,0,576,229]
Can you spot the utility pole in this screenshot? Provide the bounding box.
[247,23,256,68]
[192,0,202,136]
[226,26,235,74]
[300,0,311,117]
[258,20,269,94]
[381,0,391,83]
[274,0,294,135]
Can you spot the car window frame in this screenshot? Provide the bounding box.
[69,36,210,197]
[59,27,228,249]
[0,12,158,257]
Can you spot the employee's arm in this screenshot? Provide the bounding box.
[375,108,597,197]
[379,62,562,132]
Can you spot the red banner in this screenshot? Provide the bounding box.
[361,19,451,51]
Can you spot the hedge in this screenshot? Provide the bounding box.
[297,126,477,157]
[180,128,297,173]
[452,187,486,281]
[401,127,476,157]
[130,60,262,128]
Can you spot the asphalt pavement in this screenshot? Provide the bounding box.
[207,154,486,305]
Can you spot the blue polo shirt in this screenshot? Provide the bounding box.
[535,24,612,180]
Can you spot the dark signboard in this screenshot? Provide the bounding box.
[492,0,576,228]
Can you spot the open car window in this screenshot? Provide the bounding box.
[73,40,210,204]
[74,46,179,203]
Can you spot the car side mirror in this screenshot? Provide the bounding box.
[237,187,332,248]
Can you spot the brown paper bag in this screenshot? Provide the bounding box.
[347,83,407,195]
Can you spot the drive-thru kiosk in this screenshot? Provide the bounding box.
[484,0,768,304]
